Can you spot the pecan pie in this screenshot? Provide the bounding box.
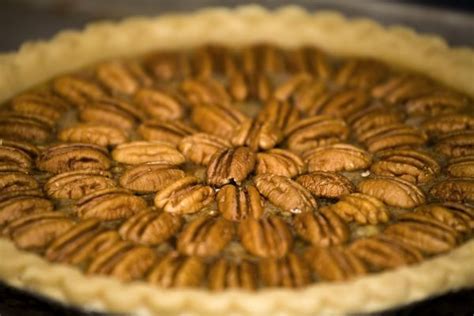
[0,5,473,316]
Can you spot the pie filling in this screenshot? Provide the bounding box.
[0,43,473,290]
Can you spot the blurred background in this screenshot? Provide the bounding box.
[0,0,473,52]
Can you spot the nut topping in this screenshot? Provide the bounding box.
[134,88,186,121]
[154,176,215,215]
[422,114,474,138]
[330,193,390,225]
[447,156,474,178]
[58,124,128,147]
[119,210,183,245]
[296,172,354,199]
[208,258,256,291]
[217,184,264,221]
[96,61,150,95]
[119,163,184,193]
[358,177,426,208]
[76,188,147,221]
[255,149,305,178]
[36,143,111,173]
[231,119,282,151]
[177,215,234,257]
[147,252,205,288]
[259,253,310,288]
[0,144,34,172]
[255,174,317,215]
[207,147,256,186]
[138,120,196,145]
[45,170,115,199]
[191,103,247,139]
[0,195,53,226]
[303,144,371,173]
[414,203,473,234]
[0,172,39,193]
[430,178,474,203]
[79,98,143,130]
[52,76,105,107]
[294,206,349,246]
[239,216,293,258]
[435,131,474,158]
[112,141,185,165]
[178,133,232,166]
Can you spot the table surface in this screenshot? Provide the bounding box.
[0,1,473,315]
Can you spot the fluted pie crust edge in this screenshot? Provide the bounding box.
[0,5,473,316]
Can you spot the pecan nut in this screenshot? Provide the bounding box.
[302,143,371,173]
[178,133,231,166]
[177,216,234,257]
[430,178,474,203]
[238,216,293,258]
[254,174,317,215]
[0,172,39,193]
[112,141,185,165]
[358,177,426,208]
[138,120,196,145]
[52,76,105,107]
[58,124,128,147]
[217,184,264,221]
[45,170,116,199]
[422,114,474,138]
[330,193,390,225]
[208,258,256,291]
[255,149,305,178]
[79,98,143,130]
[134,88,186,121]
[0,194,53,226]
[296,171,354,199]
[119,209,183,245]
[435,131,474,158]
[259,253,310,288]
[154,176,215,215]
[414,203,473,234]
[76,188,147,221]
[119,163,185,193]
[191,103,247,139]
[447,156,474,178]
[207,147,256,186]
[231,119,282,151]
[293,206,349,246]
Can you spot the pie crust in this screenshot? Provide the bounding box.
[0,5,473,315]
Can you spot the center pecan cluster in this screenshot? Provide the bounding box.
[0,44,473,290]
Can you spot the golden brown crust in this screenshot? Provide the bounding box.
[0,5,473,316]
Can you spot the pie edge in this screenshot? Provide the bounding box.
[0,5,473,316]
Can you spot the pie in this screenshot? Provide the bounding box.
[0,5,473,315]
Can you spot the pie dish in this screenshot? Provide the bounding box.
[0,5,474,316]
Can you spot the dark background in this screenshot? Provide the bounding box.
[0,1,473,315]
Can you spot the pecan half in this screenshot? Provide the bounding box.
[87,241,157,282]
[154,176,215,215]
[36,143,111,173]
[2,212,74,250]
[147,252,205,288]
[349,107,403,138]
[0,172,39,193]
[240,43,285,75]
[134,88,186,121]
[178,133,231,166]
[144,50,189,81]
[422,114,474,138]
[181,77,231,106]
[96,60,152,95]
[370,149,440,184]
[52,76,105,107]
[435,131,474,157]
[293,206,349,246]
[303,143,371,173]
[11,91,68,122]
[384,213,459,254]
[119,163,185,193]
[447,156,474,178]
[306,246,368,281]
[358,177,426,208]
[45,170,115,199]
[79,98,143,130]
[231,119,282,151]
[177,216,234,257]
[207,147,256,186]
[256,99,299,132]
[190,45,237,78]
[430,178,474,203]
[228,71,272,102]
[138,120,196,145]
[0,113,51,143]
[371,75,433,104]
[414,203,473,234]
[335,59,388,88]
[330,193,390,225]
[296,172,354,199]
[357,123,427,153]
[286,46,332,78]
[0,144,34,172]
[259,253,310,288]
[217,184,264,221]
[239,216,293,258]
[349,235,423,270]
[46,220,120,265]
[254,174,317,215]
[406,91,468,116]
[273,73,313,102]
[208,258,256,291]
[112,141,185,165]
[119,209,183,245]
[255,149,305,178]
[58,124,128,147]
[76,188,147,221]
[191,103,247,139]
[284,115,349,153]
[0,195,53,226]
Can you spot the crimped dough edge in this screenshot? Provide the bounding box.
[0,5,473,316]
